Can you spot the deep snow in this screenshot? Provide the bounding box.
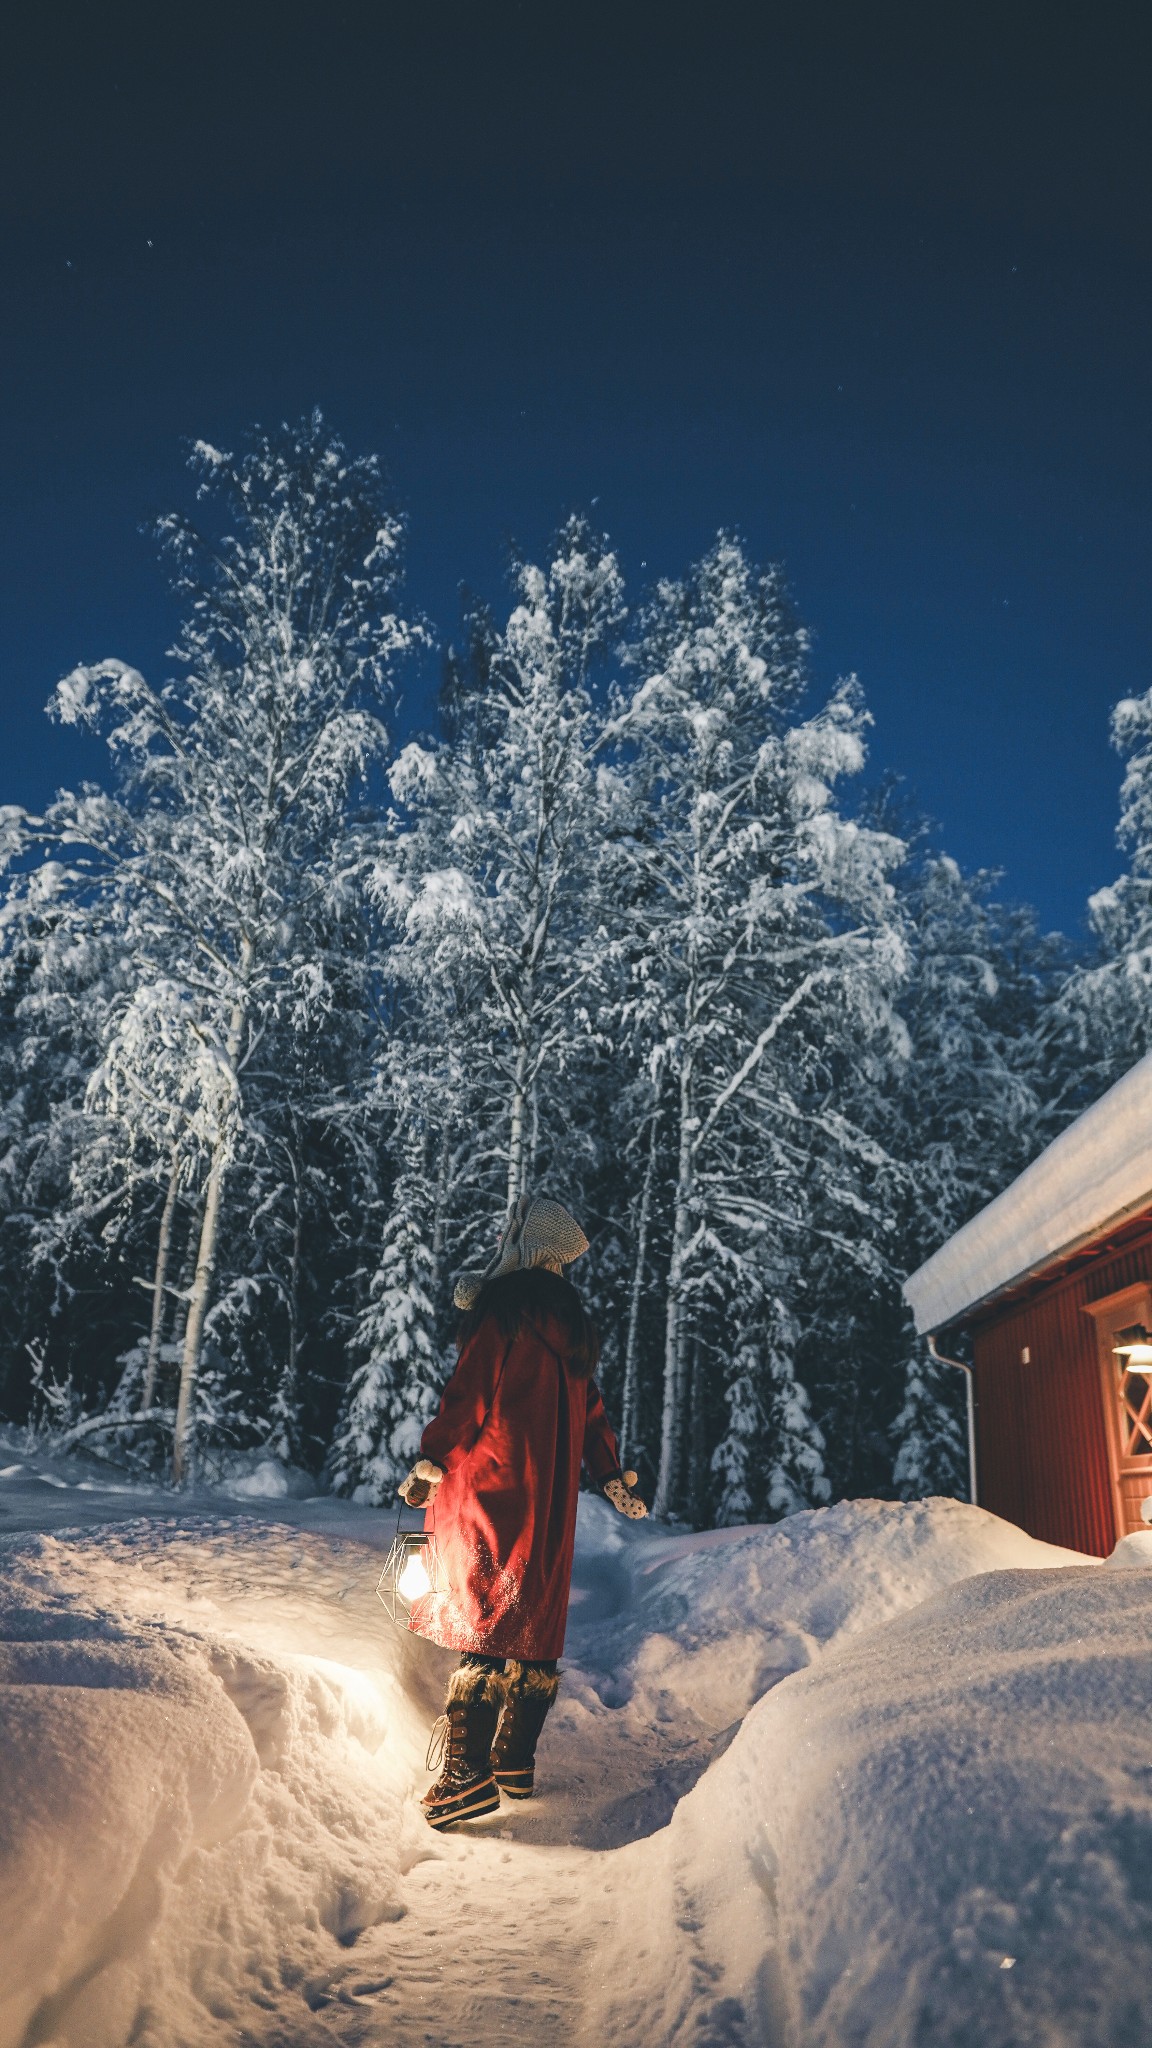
[2,1440,1146,2046]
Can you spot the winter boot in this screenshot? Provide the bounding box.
[490,1661,560,1798]
[421,1663,505,1830]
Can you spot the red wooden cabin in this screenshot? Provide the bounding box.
[904,1055,1152,1557]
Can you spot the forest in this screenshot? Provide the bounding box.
[1,413,1148,1525]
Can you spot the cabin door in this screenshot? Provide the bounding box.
[1084,1283,1152,1541]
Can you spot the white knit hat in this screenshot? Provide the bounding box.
[453,1193,590,1310]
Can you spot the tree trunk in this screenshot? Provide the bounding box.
[278,1140,303,1457]
[528,1079,540,1185]
[688,1334,707,1525]
[506,870,540,1207]
[142,1148,180,1413]
[171,944,252,1485]
[652,1060,694,1518]
[171,1206,200,1349]
[171,1144,228,1485]
[506,1030,531,1209]
[621,1101,661,1462]
[428,1123,452,1309]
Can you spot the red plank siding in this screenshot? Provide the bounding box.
[968,1226,1152,1557]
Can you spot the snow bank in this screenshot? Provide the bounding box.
[0,1490,1109,2046]
[0,1520,451,2048]
[205,1449,317,1499]
[599,1562,1152,2047]
[572,1491,1089,1733]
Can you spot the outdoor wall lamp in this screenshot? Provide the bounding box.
[1112,1324,1152,1369]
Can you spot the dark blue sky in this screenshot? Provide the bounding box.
[2,2,1149,936]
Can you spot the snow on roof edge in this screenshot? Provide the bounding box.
[903,1051,1152,1335]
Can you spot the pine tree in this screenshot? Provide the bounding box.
[328,1167,443,1502]
[763,1298,831,1517]
[891,1340,967,1502]
[878,850,1049,1498]
[712,1297,831,1525]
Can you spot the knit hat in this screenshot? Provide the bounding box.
[453,1193,590,1310]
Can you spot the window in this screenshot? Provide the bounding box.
[1083,1283,1152,1542]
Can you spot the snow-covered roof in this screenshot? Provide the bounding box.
[904,1051,1152,1333]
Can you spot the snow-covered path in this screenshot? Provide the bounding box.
[3,1445,1151,2046]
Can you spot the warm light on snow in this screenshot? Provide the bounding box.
[3,1464,1148,2047]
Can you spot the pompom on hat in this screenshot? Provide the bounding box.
[453,1193,590,1310]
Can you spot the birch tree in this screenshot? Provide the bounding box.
[608,538,906,1519]
[7,416,413,1479]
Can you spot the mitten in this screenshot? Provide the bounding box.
[397,1458,444,1507]
[603,1469,648,1519]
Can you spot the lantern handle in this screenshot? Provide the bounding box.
[392,1495,437,1539]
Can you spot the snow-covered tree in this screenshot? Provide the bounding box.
[0,897,138,1424]
[606,537,906,1519]
[377,517,623,1223]
[762,1298,831,1517]
[890,855,1046,1242]
[328,1160,443,1502]
[5,416,413,1478]
[875,848,1050,1497]
[0,427,1079,1525]
[1047,683,1152,1110]
[329,524,626,1493]
[890,1341,967,1502]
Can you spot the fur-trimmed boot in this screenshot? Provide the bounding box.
[421,1663,505,1829]
[490,1661,560,1798]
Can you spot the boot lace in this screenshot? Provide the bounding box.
[425,1713,449,1774]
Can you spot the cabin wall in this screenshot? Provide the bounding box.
[970,1230,1152,1557]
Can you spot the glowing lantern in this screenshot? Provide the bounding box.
[397,1545,433,1602]
[1113,1324,1152,1371]
[377,1520,446,1626]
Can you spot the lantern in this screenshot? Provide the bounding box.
[377,1512,446,1626]
[1113,1324,1152,1371]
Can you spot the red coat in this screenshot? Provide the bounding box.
[407,1296,622,1659]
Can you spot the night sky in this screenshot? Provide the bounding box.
[2,2,1149,936]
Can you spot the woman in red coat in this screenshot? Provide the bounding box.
[397,1193,647,1829]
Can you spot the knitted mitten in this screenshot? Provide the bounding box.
[397,1458,444,1507]
[603,1469,648,1519]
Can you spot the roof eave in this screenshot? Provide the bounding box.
[906,1185,1152,1336]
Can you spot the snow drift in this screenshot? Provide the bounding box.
[600,1560,1152,2048]
[0,1478,1131,2047]
[0,1517,445,2048]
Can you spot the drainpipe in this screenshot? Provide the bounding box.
[929,1333,978,1507]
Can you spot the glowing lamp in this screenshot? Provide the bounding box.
[1112,1324,1152,1371]
[397,1547,433,1602]
[377,1525,445,1626]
